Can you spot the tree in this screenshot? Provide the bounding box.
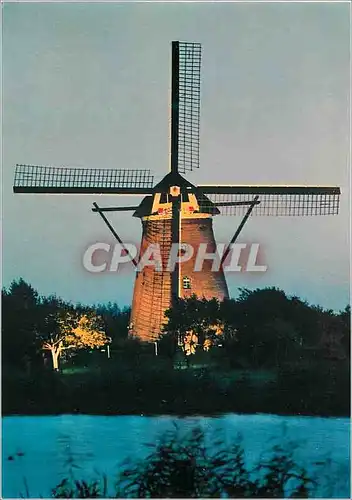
[41,311,110,371]
[222,288,308,368]
[95,302,131,346]
[160,296,226,359]
[317,310,348,361]
[2,279,41,371]
[338,305,350,360]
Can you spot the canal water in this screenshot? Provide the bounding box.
[2,413,350,498]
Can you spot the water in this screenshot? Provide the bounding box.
[2,414,350,498]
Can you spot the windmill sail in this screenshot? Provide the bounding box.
[171,41,201,174]
[197,185,340,216]
[13,164,154,194]
[169,41,201,307]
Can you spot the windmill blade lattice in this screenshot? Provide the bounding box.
[13,164,154,194]
[177,42,201,174]
[199,186,340,216]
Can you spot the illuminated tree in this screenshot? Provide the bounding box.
[182,332,198,356]
[160,296,227,359]
[42,311,110,371]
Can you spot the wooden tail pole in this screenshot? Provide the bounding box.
[92,202,138,267]
[220,196,260,267]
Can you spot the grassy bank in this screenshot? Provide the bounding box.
[3,282,349,418]
[3,355,349,417]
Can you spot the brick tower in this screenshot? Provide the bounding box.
[129,172,229,341]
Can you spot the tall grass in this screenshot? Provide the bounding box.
[50,426,315,498]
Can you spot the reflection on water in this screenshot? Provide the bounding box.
[2,413,350,498]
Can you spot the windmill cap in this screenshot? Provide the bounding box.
[133,171,220,218]
[152,171,196,194]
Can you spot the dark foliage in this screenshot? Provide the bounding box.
[2,279,43,371]
[2,279,350,417]
[52,477,107,498]
[96,302,131,345]
[49,427,315,498]
[3,357,349,417]
[161,288,350,369]
[2,278,130,372]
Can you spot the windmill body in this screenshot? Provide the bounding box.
[130,171,229,341]
[13,41,341,344]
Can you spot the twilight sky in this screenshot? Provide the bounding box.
[2,1,350,310]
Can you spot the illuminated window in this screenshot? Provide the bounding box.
[183,276,191,289]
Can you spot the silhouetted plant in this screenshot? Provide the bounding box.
[113,426,315,498]
[15,426,338,498]
[52,477,107,498]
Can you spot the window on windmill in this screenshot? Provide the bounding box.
[183,276,191,289]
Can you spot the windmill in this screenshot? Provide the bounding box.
[13,41,340,342]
